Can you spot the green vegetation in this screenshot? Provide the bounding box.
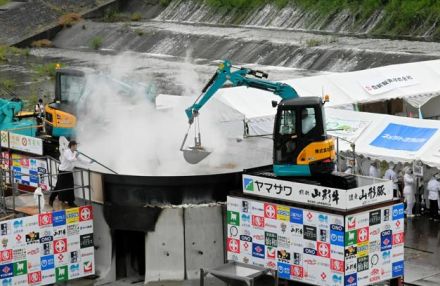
[0,0,9,6]
[0,79,16,91]
[0,46,29,62]
[305,38,322,47]
[130,12,142,21]
[33,63,63,78]
[89,36,103,50]
[102,9,125,22]
[159,0,172,6]
[198,0,440,40]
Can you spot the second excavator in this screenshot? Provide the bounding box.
[181,60,335,177]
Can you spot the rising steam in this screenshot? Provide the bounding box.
[74,52,271,176]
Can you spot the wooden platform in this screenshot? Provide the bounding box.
[5,193,72,215]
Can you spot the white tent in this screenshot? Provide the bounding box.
[213,59,440,112]
[285,59,440,108]
[325,108,440,167]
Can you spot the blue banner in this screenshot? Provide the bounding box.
[370,123,437,151]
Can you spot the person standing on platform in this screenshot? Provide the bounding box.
[49,140,93,208]
[403,167,416,218]
[384,162,399,198]
[369,161,380,178]
[344,158,355,174]
[427,173,440,221]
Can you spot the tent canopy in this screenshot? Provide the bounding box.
[325,108,440,167]
[211,59,440,110]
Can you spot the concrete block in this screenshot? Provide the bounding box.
[144,208,185,283]
[184,205,224,280]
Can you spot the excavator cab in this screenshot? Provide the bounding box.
[45,69,85,138]
[273,97,335,176]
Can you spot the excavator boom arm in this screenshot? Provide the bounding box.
[185,60,299,122]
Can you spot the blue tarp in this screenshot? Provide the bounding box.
[370,123,437,151]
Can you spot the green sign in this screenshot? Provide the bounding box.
[55,266,68,282]
[345,230,357,246]
[244,179,254,192]
[13,261,27,276]
[227,211,240,226]
[265,232,278,247]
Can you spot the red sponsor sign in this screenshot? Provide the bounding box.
[38,213,52,226]
[330,259,344,273]
[264,203,277,219]
[357,227,369,243]
[252,215,265,228]
[0,250,12,262]
[267,247,276,259]
[84,261,93,273]
[347,217,356,230]
[53,238,67,254]
[291,265,304,278]
[393,232,404,245]
[317,242,330,258]
[227,238,240,254]
[79,206,93,221]
[28,271,42,284]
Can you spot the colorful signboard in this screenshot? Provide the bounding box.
[242,175,393,210]
[1,131,43,156]
[226,196,404,286]
[0,206,94,285]
[1,152,49,189]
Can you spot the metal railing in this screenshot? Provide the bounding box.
[0,154,93,216]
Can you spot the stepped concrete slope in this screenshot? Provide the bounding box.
[156,0,434,38]
[52,20,440,72]
[0,0,118,46]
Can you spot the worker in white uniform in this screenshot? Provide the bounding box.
[427,173,440,221]
[383,162,399,198]
[403,167,416,217]
[369,161,380,178]
[345,158,355,174]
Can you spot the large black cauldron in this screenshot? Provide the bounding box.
[102,172,242,231]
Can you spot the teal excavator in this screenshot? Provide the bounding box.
[0,85,37,137]
[181,60,336,177]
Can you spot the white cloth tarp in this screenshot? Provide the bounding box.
[209,59,440,111]
[326,108,440,168]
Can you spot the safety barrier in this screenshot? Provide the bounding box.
[0,154,93,217]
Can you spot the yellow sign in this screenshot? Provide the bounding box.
[66,208,79,224]
[277,205,290,221]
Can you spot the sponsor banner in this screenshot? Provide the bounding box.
[227,196,343,285]
[0,152,49,188]
[0,206,94,286]
[359,72,418,95]
[343,203,404,286]
[0,131,43,155]
[243,174,392,210]
[227,196,403,286]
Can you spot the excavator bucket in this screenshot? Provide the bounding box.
[182,146,211,164]
[180,127,211,164]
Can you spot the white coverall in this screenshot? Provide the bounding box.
[369,165,380,178]
[383,167,399,197]
[403,172,415,216]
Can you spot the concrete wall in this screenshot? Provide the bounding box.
[144,208,185,283]
[143,204,225,283]
[93,203,116,285]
